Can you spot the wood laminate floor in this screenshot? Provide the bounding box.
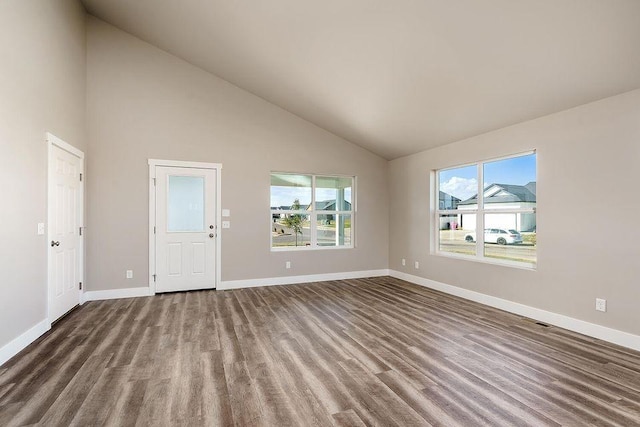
[1,277,640,426]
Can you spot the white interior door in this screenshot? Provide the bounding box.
[48,137,83,322]
[155,166,217,292]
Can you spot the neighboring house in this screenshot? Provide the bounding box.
[456,182,537,232]
[439,191,461,230]
[439,191,461,210]
[272,205,299,220]
[311,200,352,211]
[272,200,352,218]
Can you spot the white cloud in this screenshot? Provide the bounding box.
[440,177,478,200]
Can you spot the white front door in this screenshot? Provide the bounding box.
[48,137,83,322]
[155,166,217,292]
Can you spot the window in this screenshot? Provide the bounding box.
[270,173,354,250]
[435,152,536,267]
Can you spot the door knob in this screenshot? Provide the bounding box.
[51,241,60,247]
[209,233,215,238]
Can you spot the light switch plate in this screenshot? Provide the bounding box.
[222,221,230,229]
[222,209,230,217]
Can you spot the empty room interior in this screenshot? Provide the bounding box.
[2,0,640,425]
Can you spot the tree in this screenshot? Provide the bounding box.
[283,199,304,246]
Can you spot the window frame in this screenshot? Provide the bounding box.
[270,172,356,251]
[434,151,536,269]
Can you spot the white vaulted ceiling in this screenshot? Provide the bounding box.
[82,0,640,159]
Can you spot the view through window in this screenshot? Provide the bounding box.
[270,173,354,249]
[436,152,537,266]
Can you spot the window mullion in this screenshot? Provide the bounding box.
[310,175,316,247]
[477,162,484,259]
[434,170,440,254]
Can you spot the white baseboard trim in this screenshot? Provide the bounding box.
[81,269,391,300]
[0,319,51,366]
[389,270,640,352]
[219,269,390,291]
[83,286,152,302]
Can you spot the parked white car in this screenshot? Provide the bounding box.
[464,229,523,245]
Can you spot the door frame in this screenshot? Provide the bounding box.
[47,132,85,323]
[148,159,222,294]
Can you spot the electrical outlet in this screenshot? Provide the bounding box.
[402,258,406,266]
[37,223,45,235]
[285,261,291,269]
[222,221,230,229]
[126,270,133,279]
[595,298,606,312]
[414,261,419,269]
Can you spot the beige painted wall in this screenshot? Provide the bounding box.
[389,89,640,335]
[85,17,389,291]
[0,0,86,348]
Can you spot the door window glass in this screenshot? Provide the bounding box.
[168,175,205,232]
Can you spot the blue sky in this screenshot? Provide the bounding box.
[439,153,536,200]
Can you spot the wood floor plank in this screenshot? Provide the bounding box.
[103,379,147,427]
[2,343,101,425]
[246,360,299,427]
[332,409,367,427]
[37,352,114,426]
[200,351,234,426]
[0,382,14,402]
[444,354,584,425]
[133,378,172,427]
[0,277,639,426]
[224,360,265,426]
[68,365,131,426]
[376,369,455,426]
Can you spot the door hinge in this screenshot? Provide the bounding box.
[79,282,83,290]
[153,274,156,282]
[79,227,83,236]
[79,173,83,182]
[152,178,156,186]
[153,226,156,234]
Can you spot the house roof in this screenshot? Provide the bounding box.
[525,182,537,195]
[308,200,352,211]
[439,191,461,202]
[458,182,536,205]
